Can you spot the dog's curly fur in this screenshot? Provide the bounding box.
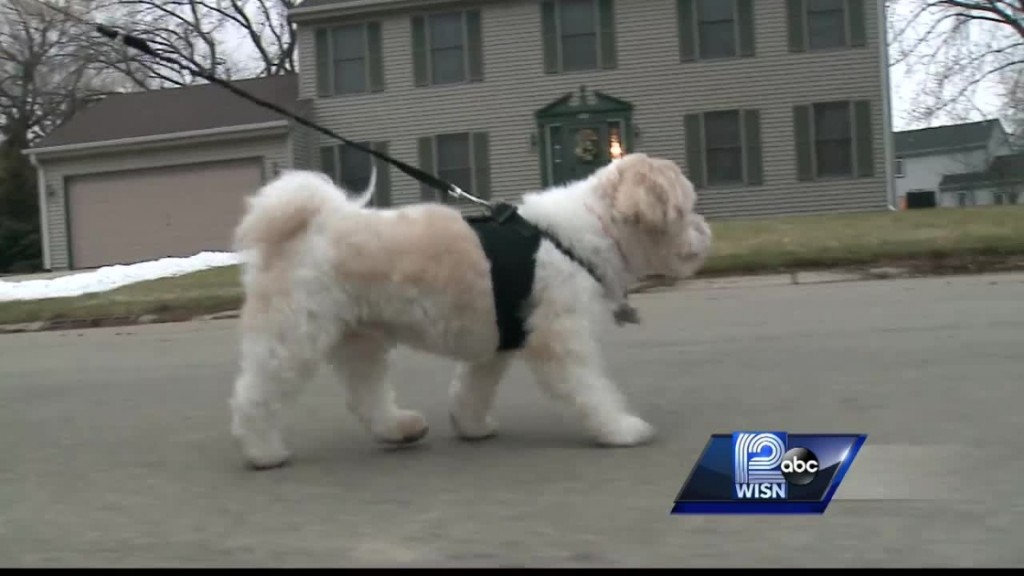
[229,153,712,469]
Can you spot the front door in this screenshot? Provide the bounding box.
[545,118,628,187]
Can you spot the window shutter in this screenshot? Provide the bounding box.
[853,100,874,178]
[541,1,559,74]
[367,22,385,92]
[677,0,696,61]
[417,136,436,201]
[738,0,755,57]
[370,141,392,207]
[786,0,806,53]
[684,113,705,188]
[793,105,813,181]
[411,16,428,87]
[472,132,492,200]
[848,0,866,47]
[598,0,616,69]
[315,28,331,97]
[743,109,763,185]
[319,145,337,182]
[466,10,484,82]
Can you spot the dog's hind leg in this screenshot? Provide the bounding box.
[230,311,331,470]
[329,332,429,446]
[449,353,514,441]
[523,332,654,448]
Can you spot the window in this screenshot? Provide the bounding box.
[793,100,875,181]
[560,0,598,71]
[417,132,492,203]
[429,13,465,84]
[807,0,845,50]
[436,133,473,196]
[814,102,852,177]
[315,22,384,96]
[333,24,366,94]
[895,158,905,178]
[541,0,617,74]
[678,0,755,61]
[684,109,763,188]
[412,10,484,86]
[787,0,866,53]
[319,142,392,207]
[704,111,744,185]
[697,0,736,59]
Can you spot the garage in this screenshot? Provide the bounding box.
[65,158,265,269]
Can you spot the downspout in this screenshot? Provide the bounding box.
[878,0,897,211]
[27,152,52,271]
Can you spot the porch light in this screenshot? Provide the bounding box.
[609,126,624,160]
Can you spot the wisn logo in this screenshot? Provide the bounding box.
[671,431,867,515]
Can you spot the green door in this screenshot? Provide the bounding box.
[536,87,634,188]
[545,118,629,187]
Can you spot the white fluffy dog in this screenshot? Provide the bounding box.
[229,153,712,469]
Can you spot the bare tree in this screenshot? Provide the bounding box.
[0,0,130,144]
[888,0,1024,129]
[94,0,299,90]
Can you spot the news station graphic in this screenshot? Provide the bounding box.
[670,431,867,515]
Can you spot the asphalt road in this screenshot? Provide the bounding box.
[2,272,1023,568]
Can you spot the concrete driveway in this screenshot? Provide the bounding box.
[2,273,1023,567]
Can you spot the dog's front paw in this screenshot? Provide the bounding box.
[373,410,430,445]
[593,415,655,447]
[236,433,292,470]
[449,411,499,441]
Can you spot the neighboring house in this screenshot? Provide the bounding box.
[27,0,896,271]
[938,152,1024,207]
[893,119,1014,208]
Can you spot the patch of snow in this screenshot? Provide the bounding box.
[0,252,241,303]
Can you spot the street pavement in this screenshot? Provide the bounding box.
[2,272,1023,568]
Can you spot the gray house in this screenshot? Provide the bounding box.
[28,0,895,271]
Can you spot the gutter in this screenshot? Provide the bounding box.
[24,120,289,158]
[27,153,52,271]
[878,0,897,211]
[289,0,499,21]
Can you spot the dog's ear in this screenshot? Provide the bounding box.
[599,154,692,233]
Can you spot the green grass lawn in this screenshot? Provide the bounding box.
[2,204,1023,326]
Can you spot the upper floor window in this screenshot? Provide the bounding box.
[787,0,866,53]
[319,141,392,207]
[541,0,617,74]
[793,100,875,181]
[412,10,484,86]
[684,108,764,188]
[677,0,756,61]
[417,131,492,204]
[315,22,384,97]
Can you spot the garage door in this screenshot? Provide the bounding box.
[66,158,265,269]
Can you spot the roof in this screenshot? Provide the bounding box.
[894,119,1003,157]
[938,152,1024,191]
[31,73,298,151]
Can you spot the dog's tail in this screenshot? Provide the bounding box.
[233,167,376,257]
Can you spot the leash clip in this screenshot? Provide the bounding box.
[491,202,518,224]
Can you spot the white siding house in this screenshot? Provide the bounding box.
[893,119,1013,208]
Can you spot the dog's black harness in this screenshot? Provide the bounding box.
[465,202,638,352]
[464,204,542,351]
